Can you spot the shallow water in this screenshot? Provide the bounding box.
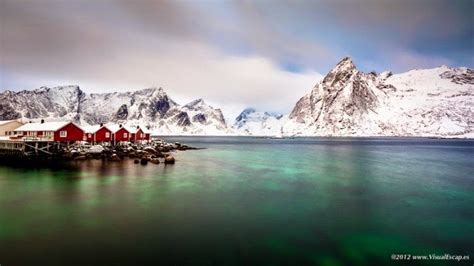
[0,137,473,265]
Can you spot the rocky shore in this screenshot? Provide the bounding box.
[61,140,201,165]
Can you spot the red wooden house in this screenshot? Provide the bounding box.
[109,124,131,143]
[84,124,112,143]
[126,126,145,142]
[143,129,151,141]
[14,121,85,142]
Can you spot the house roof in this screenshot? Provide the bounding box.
[0,120,23,126]
[125,126,144,133]
[83,125,111,133]
[83,125,101,134]
[107,124,130,133]
[15,121,71,131]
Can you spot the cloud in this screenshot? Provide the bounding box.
[0,0,323,121]
[0,0,472,122]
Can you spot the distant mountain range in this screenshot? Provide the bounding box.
[1,57,472,137]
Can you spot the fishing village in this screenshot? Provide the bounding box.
[0,119,198,165]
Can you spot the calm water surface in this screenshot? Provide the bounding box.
[0,137,473,265]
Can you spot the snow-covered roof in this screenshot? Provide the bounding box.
[107,124,131,133]
[124,126,138,133]
[125,126,143,133]
[15,121,71,131]
[83,125,101,133]
[0,120,22,126]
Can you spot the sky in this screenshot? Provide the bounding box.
[1,0,473,120]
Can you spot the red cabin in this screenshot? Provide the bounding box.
[143,129,151,141]
[127,126,145,142]
[109,124,131,143]
[15,121,85,142]
[84,124,112,143]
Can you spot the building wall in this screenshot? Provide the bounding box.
[136,129,144,141]
[114,128,130,142]
[86,133,94,142]
[54,123,85,142]
[0,121,24,136]
[144,133,150,140]
[95,127,112,142]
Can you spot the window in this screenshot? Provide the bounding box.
[123,133,128,138]
[105,132,110,138]
[88,133,92,138]
[60,130,67,137]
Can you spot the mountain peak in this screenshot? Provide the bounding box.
[242,107,256,114]
[184,98,206,108]
[148,87,167,97]
[235,108,256,122]
[322,56,358,85]
[333,56,356,72]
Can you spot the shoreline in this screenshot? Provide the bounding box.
[0,139,201,165]
[159,135,474,140]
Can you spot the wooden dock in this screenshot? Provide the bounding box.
[0,137,61,157]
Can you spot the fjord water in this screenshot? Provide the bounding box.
[0,137,473,265]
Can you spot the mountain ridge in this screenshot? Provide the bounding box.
[1,57,472,137]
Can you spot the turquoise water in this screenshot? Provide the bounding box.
[0,137,473,265]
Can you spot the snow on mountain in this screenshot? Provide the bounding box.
[0,57,472,137]
[179,99,228,135]
[0,86,229,135]
[233,108,284,135]
[283,57,473,137]
[380,66,473,137]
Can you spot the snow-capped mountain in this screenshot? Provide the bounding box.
[0,86,229,135]
[233,108,283,135]
[283,57,473,137]
[179,99,228,135]
[1,57,472,137]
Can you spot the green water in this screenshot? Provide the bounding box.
[0,137,473,265]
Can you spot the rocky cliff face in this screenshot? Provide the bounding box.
[284,57,473,137]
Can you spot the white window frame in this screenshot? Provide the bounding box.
[105,132,110,138]
[123,133,128,138]
[60,130,67,138]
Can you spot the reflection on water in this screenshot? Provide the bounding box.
[0,137,473,265]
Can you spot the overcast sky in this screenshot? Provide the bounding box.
[1,0,472,120]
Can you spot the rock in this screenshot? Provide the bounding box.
[74,155,87,160]
[88,145,104,154]
[110,153,121,161]
[164,155,175,164]
[134,159,140,164]
[140,158,148,165]
[177,144,190,150]
[144,146,157,154]
[150,158,160,164]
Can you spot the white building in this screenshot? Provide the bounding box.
[0,120,24,136]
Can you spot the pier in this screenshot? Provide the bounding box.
[0,137,61,157]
